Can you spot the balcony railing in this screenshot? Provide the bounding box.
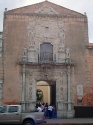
[39,52,53,63]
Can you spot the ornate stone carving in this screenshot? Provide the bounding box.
[60,69,66,77]
[58,26,65,51]
[53,72,58,78]
[27,19,37,63]
[22,46,28,62]
[26,69,33,76]
[29,85,32,100]
[29,76,32,85]
[77,84,83,96]
[21,65,26,73]
[28,71,33,76]
[57,22,67,63]
[59,70,67,97]
[58,26,65,45]
[27,20,36,47]
[23,46,27,56]
[67,69,71,75]
[66,47,70,58]
[45,21,49,28]
[35,5,59,15]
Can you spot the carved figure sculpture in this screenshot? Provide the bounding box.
[59,28,65,43]
[23,46,27,56]
[58,22,65,51]
[66,48,70,58]
[28,21,35,46]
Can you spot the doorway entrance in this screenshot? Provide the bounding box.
[36,81,56,106]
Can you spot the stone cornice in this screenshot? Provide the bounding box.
[17,61,75,66]
[4,12,86,18]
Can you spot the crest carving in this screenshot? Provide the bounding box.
[35,5,59,15]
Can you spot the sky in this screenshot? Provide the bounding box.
[0,0,93,42]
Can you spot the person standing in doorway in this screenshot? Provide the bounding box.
[48,104,53,119]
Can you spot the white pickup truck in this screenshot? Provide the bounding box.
[0,105,45,125]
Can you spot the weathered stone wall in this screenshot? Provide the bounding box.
[0,32,3,105]
[83,44,93,106]
[2,1,91,108]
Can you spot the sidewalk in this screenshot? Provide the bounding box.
[45,118,93,124]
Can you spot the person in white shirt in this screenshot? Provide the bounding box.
[48,104,53,119]
[37,104,42,112]
[41,103,45,111]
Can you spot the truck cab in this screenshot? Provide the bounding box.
[0,105,21,124]
[0,105,45,125]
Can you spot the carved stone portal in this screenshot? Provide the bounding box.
[20,64,74,118]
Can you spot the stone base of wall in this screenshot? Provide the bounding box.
[57,110,75,118]
[19,101,36,111]
[67,110,75,118]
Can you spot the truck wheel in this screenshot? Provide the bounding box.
[23,120,34,125]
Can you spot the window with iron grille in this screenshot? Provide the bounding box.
[40,43,53,62]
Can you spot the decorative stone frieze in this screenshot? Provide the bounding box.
[60,69,66,77]
[26,69,33,76]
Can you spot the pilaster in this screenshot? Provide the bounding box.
[21,64,26,110]
[67,65,75,118]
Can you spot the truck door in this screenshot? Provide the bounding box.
[0,106,7,124]
[7,106,20,124]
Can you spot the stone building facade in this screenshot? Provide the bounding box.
[0,32,3,106]
[1,0,93,118]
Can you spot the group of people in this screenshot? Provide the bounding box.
[36,102,57,119]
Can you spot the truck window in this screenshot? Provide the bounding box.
[0,106,7,113]
[8,106,18,113]
[0,107,2,112]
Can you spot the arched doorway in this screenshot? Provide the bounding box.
[36,81,56,106]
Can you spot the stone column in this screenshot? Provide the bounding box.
[67,65,75,118]
[32,78,36,101]
[29,77,36,110]
[67,65,72,110]
[56,78,64,118]
[21,64,26,110]
[0,79,3,106]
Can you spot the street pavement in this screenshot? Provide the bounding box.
[45,118,93,124]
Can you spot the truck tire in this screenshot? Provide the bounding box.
[23,120,35,125]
